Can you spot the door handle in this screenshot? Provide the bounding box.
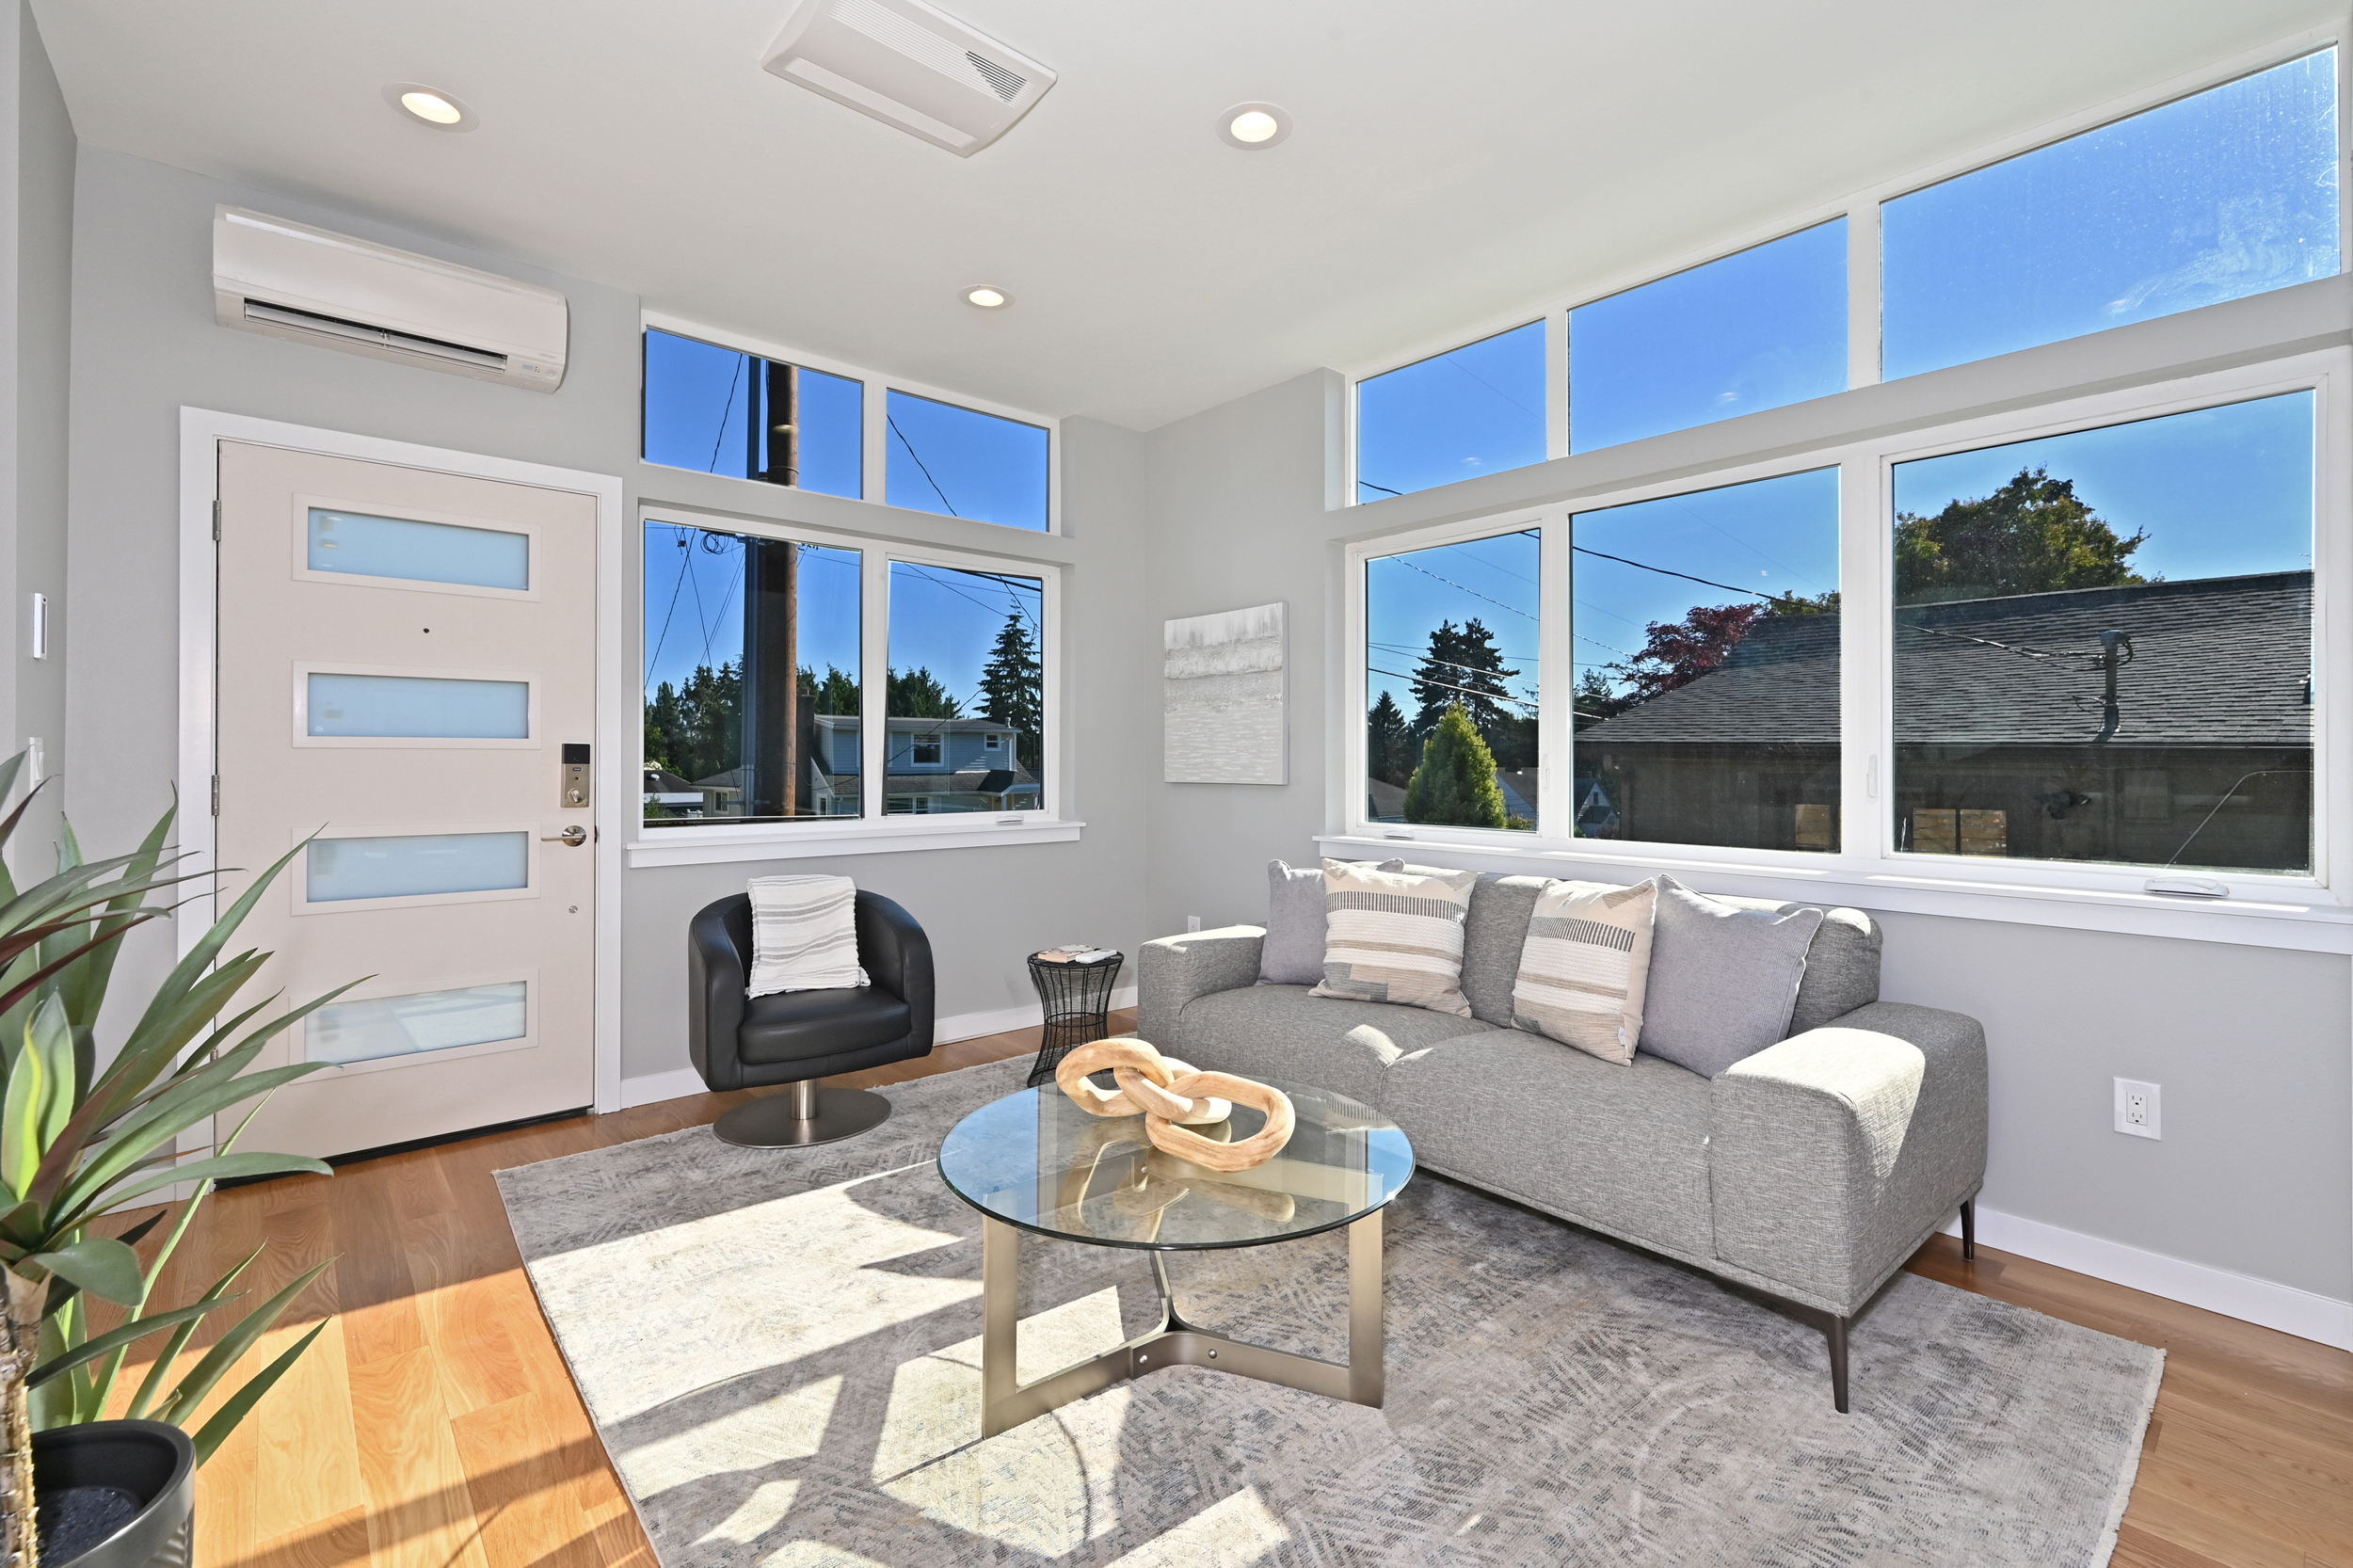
[542,825,588,847]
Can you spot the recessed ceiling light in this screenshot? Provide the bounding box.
[383,83,475,131]
[1218,103,1291,150]
[963,284,1012,309]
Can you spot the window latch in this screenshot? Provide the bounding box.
[2144,877,2228,899]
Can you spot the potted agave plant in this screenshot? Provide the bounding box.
[0,757,357,1568]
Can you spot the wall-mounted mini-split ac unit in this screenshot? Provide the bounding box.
[761,0,1055,156]
[212,206,569,392]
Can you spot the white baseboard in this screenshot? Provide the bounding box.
[618,1067,710,1110]
[934,985,1140,1047]
[616,985,1139,1112]
[1945,1204,2353,1352]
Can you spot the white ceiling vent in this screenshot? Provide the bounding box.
[760,0,1055,156]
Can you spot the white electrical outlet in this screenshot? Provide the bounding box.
[2113,1078,2161,1140]
[1186,915,1202,933]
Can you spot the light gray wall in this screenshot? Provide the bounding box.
[61,144,1150,1083]
[1139,276,2353,1304]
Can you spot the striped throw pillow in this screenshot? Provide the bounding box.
[1511,879,1657,1064]
[1309,860,1480,1016]
[745,875,870,998]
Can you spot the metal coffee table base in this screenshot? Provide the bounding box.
[980,1209,1385,1439]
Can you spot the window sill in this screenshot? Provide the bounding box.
[630,816,1082,868]
[1316,832,2353,954]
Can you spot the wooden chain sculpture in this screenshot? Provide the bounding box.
[1052,1037,1296,1174]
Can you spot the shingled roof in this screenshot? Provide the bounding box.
[1577,570,2312,749]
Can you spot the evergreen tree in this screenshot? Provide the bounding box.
[1403,706,1508,829]
[976,612,1044,772]
[888,667,961,718]
[1895,466,2147,605]
[643,660,743,783]
[797,664,861,715]
[1572,669,1622,731]
[1366,691,1415,787]
[1409,618,1519,740]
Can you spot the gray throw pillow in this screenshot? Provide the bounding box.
[1257,857,1402,984]
[1637,875,1825,1078]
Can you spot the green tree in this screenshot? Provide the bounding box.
[1410,618,1519,740]
[1366,692,1415,788]
[888,667,961,719]
[1895,466,2147,604]
[976,613,1044,772]
[1573,669,1622,731]
[797,664,860,715]
[1403,706,1508,829]
[643,660,742,783]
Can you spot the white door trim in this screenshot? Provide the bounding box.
[178,407,628,1117]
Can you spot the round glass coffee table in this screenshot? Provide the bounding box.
[937,1079,1415,1438]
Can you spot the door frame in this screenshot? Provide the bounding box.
[178,407,628,1116]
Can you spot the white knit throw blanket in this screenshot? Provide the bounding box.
[745,875,871,996]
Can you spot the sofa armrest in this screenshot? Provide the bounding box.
[1708,1000,1989,1316]
[1138,927,1266,1046]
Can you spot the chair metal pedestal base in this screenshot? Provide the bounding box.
[979,1209,1385,1440]
[714,1080,892,1148]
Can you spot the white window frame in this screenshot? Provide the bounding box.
[640,312,1064,534]
[1339,346,2353,943]
[1340,24,2348,510]
[628,502,1070,868]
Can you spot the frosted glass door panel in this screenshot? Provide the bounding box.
[308,508,530,590]
[307,673,530,738]
[307,981,528,1065]
[307,831,529,902]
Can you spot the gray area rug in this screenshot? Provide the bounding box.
[497,1059,2161,1567]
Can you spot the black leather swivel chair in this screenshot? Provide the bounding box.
[689,889,935,1147]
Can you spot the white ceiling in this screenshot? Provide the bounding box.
[32,0,2342,431]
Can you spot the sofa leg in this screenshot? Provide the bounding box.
[1961,1197,1977,1262]
[1827,1316,1850,1414]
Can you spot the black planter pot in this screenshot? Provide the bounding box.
[29,1420,194,1568]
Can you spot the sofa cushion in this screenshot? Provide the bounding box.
[1383,1029,1716,1260]
[1258,857,1402,985]
[1167,984,1501,1109]
[1312,861,1481,1016]
[1511,878,1658,1064]
[1640,877,1823,1078]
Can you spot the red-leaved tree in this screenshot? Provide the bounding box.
[1609,602,1766,708]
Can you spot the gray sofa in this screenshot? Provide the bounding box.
[1138,872,1989,1412]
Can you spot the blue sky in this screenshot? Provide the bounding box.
[1574,469,1842,692]
[1571,219,1848,454]
[1357,321,1547,501]
[1355,50,2336,504]
[642,527,862,700]
[643,329,1050,530]
[643,329,863,497]
[1884,50,2339,378]
[1366,530,1541,717]
[888,562,1044,712]
[1893,391,2314,582]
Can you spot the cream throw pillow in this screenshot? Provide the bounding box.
[746,874,870,997]
[1309,859,1480,1017]
[1511,879,1658,1064]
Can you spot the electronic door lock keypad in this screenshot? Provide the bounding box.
[561,743,590,808]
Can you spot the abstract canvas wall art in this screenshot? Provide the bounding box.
[1164,601,1287,784]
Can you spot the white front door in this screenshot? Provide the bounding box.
[213,440,598,1160]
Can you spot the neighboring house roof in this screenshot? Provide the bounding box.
[813,712,1021,734]
[1577,570,2312,750]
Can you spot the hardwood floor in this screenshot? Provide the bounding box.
[88,1011,2351,1568]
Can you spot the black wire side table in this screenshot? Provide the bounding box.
[1025,950,1126,1086]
